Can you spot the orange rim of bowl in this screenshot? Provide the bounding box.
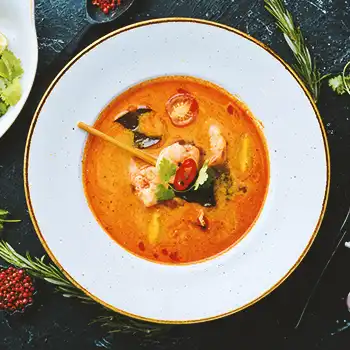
[23,18,331,324]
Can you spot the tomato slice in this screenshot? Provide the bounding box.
[166,93,199,127]
[174,158,198,191]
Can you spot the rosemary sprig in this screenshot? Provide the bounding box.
[0,240,91,302]
[264,0,322,102]
[92,315,171,336]
[0,240,167,336]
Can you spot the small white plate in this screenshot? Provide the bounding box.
[0,0,38,138]
[24,19,330,323]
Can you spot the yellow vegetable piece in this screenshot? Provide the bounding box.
[148,212,161,244]
[237,133,252,173]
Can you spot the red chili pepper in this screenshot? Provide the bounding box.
[173,158,197,191]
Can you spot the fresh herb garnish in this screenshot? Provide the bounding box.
[0,101,7,116]
[1,49,23,81]
[0,240,167,336]
[157,158,177,183]
[328,75,350,95]
[0,209,20,230]
[155,158,216,204]
[155,158,177,202]
[0,77,21,106]
[193,161,215,190]
[175,163,217,207]
[328,61,350,96]
[193,161,209,190]
[264,0,322,102]
[155,184,175,201]
[0,47,24,117]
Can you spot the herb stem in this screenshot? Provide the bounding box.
[264,0,322,102]
[0,241,166,336]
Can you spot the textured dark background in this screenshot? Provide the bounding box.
[1,0,350,349]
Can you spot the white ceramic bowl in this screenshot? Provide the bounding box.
[0,0,38,138]
[24,19,330,323]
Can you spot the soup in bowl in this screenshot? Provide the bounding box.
[83,76,269,264]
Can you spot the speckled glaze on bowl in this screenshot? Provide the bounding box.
[24,19,330,324]
[0,0,38,138]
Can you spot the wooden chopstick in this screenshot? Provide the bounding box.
[77,122,157,166]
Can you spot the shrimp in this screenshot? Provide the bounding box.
[129,159,159,207]
[156,142,200,168]
[208,125,227,166]
[130,142,200,207]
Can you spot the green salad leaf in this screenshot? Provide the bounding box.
[0,48,24,116]
[0,59,9,79]
[0,77,22,106]
[0,101,8,116]
[1,49,23,81]
[0,77,6,90]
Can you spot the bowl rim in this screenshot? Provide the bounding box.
[23,17,330,324]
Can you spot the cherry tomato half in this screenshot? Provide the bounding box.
[166,93,199,127]
[174,158,198,191]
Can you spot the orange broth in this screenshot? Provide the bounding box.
[83,76,269,264]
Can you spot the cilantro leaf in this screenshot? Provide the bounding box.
[328,75,350,95]
[201,167,216,189]
[0,59,9,80]
[194,161,209,190]
[155,184,175,201]
[0,101,8,116]
[0,77,22,106]
[1,49,23,81]
[193,161,215,190]
[157,158,177,183]
[0,77,6,91]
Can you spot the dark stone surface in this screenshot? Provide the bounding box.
[1,0,350,348]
